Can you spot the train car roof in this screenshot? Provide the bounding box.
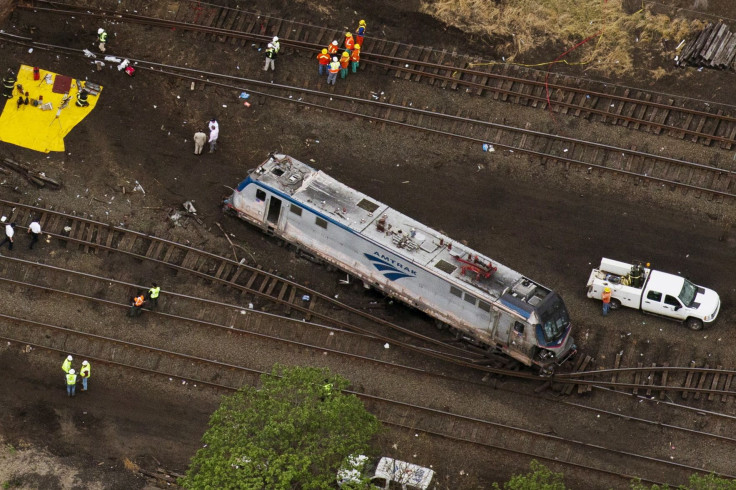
[249,154,553,305]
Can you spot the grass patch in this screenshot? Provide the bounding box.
[420,0,700,76]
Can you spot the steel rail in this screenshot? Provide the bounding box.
[1,33,734,199]
[0,258,486,374]
[21,2,736,146]
[0,198,480,360]
[0,329,711,486]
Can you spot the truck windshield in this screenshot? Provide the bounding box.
[538,298,570,343]
[678,279,698,307]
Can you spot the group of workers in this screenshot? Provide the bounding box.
[62,355,91,397]
[129,283,161,317]
[317,20,366,85]
[0,219,42,251]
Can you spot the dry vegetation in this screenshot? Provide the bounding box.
[420,0,700,76]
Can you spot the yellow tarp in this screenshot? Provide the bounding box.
[0,65,102,153]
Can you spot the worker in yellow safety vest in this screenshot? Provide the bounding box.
[66,369,78,397]
[147,283,161,308]
[79,360,91,392]
[327,57,340,86]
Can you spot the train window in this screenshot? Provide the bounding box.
[357,199,379,213]
[646,290,662,302]
[478,300,491,312]
[256,189,266,201]
[463,293,477,305]
[450,286,462,298]
[290,204,303,216]
[315,217,328,229]
[514,322,525,335]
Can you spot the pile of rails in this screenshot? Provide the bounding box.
[676,21,736,69]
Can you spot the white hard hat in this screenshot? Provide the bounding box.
[331,40,338,45]
[67,355,73,361]
[98,28,104,34]
[273,36,279,42]
[82,360,89,365]
[69,369,75,374]
[268,43,273,48]
[332,57,338,61]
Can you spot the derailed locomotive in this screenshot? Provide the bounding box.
[224,154,577,370]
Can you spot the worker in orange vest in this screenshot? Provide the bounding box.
[350,44,361,73]
[343,32,355,56]
[601,287,612,316]
[129,291,146,317]
[327,57,340,85]
[317,48,331,76]
[339,51,350,79]
[327,40,339,56]
[355,20,366,46]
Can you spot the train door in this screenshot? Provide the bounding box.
[265,196,283,234]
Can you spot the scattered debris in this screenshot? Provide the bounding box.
[0,158,61,189]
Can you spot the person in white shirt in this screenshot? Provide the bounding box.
[28,220,41,249]
[208,118,219,153]
[0,222,16,250]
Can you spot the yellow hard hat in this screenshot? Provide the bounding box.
[604,287,611,292]
[321,48,327,54]
[354,44,361,50]
[346,32,352,37]
[341,51,349,57]
[359,20,366,26]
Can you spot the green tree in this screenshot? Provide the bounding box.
[493,460,567,490]
[179,365,380,490]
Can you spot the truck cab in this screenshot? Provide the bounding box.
[586,258,720,330]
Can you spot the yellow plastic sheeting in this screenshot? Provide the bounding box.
[0,65,102,153]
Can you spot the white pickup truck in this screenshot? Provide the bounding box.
[586,258,720,330]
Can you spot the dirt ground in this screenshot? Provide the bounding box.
[2,0,736,488]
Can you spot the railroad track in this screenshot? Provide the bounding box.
[21,0,736,149]
[0,198,486,362]
[2,323,732,488]
[2,206,735,485]
[555,352,736,409]
[5,198,736,408]
[5,27,736,202]
[3,31,735,201]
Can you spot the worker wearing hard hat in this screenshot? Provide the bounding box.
[327,40,339,56]
[66,369,78,397]
[601,286,612,316]
[339,51,350,79]
[271,36,280,53]
[97,28,108,53]
[355,20,366,46]
[327,57,340,85]
[343,32,355,56]
[317,49,331,76]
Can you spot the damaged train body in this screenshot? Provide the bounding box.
[223,154,576,370]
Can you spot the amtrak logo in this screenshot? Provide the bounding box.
[364,253,417,281]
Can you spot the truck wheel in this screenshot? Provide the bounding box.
[610,298,621,310]
[686,318,703,331]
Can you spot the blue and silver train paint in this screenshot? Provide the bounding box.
[224,154,576,369]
